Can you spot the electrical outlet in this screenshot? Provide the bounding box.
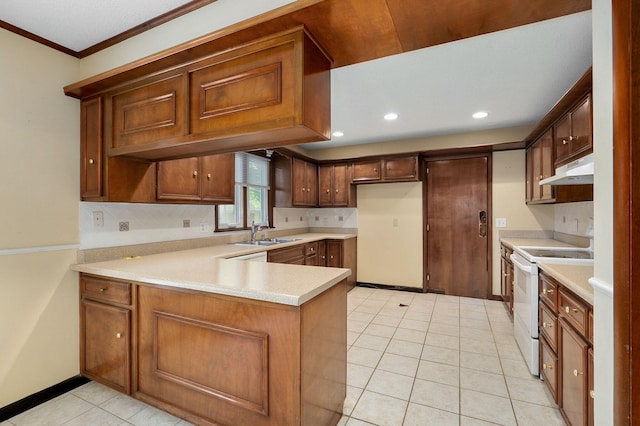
[200,223,211,232]
[92,211,104,228]
[183,219,190,228]
[119,221,129,232]
[495,218,507,228]
[338,216,344,221]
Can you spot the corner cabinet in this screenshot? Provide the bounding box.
[273,155,318,207]
[80,274,134,394]
[318,163,355,207]
[157,153,234,203]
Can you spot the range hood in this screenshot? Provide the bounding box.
[540,153,594,185]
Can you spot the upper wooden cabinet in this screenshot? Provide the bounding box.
[554,94,593,167]
[81,97,103,199]
[526,129,555,203]
[70,27,331,162]
[157,153,235,203]
[274,155,318,208]
[318,163,355,207]
[351,155,420,184]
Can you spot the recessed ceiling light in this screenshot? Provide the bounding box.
[332,131,344,137]
[384,112,399,121]
[473,111,489,119]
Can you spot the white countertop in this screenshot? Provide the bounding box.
[71,233,355,306]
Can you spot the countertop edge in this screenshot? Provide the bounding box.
[537,262,594,305]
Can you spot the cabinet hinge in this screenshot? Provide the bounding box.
[426,224,430,232]
[426,273,430,281]
[426,167,429,174]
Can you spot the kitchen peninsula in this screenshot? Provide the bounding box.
[71,234,353,426]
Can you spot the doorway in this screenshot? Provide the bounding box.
[424,155,491,298]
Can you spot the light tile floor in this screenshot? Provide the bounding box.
[3,287,565,426]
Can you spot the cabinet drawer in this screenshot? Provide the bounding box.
[81,275,131,306]
[539,272,558,311]
[540,336,558,403]
[539,302,558,352]
[559,287,589,336]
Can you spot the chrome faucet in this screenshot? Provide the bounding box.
[250,220,265,243]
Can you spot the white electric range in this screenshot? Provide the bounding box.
[510,245,594,376]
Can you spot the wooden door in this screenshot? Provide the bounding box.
[326,240,343,268]
[201,153,235,203]
[425,156,489,298]
[157,157,200,200]
[80,97,103,199]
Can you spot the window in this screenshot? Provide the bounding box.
[216,152,270,230]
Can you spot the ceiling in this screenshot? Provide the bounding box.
[0,1,593,151]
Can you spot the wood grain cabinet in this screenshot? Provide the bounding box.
[499,244,514,317]
[318,163,355,207]
[80,274,133,394]
[68,27,331,162]
[352,156,420,184]
[274,155,318,207]
[80,97,156,202]
[157,153,234,203]
[325,239,357,291]
[538,271,593,426]
[554,95,593,167]
[526,129,555,203]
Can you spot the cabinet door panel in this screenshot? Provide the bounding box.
[383,157,418,180]
[112,75,187,148]
[332,164,350,206]
[560,318,589,426]
[318,165,333,206]
[554,114,572,164]
[570,95,593,157]
[326,241,343,268]
[81,97,103,198]
[540,131,555,201]
[81,299,131,393]
[157,157,200,200]
[201,153,235,203]
[352,160,381,182]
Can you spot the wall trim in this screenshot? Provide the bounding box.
[0,376,89,421]
[0,244,79,256]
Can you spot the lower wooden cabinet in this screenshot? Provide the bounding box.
[538,271,593,426]
[499,244,514,317]
[80,275,133,394]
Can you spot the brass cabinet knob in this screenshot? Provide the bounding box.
[326,189,330,193]
[116,333,122,339]
[573,369,584,377]
[99,287,106,292]
[543,322,553,328]
[563,139,569,145]
[207,173,212,180]
[565,306,579,314]
[88,159,94,164]
[335,189,339,193]
[543,363,553,370]
[590,390,595,399]
[193,170,198,177]
[543,288,554,295]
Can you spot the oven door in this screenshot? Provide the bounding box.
[511,252,540,376]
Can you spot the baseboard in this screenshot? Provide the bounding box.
[356,282,424,293]
[0,375,90,422]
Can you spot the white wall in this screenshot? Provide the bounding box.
[0,28,80,406]
[591,0,614,422]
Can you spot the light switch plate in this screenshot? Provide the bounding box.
[495,218,507,228]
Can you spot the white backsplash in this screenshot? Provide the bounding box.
[80,202,358,249]
[554,201,594,237]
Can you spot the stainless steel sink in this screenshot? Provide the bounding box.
[233,238,301,246]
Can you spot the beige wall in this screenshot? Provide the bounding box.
[0,28,80,406]
[491,150,554,294]
[357,182,423,288]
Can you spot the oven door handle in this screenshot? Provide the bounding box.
[510,253,532,273]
